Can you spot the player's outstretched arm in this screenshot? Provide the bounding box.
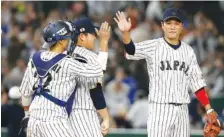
[114,11,135,56]
[114,11,132,44]
[69,57,104,89]
[96,21,111,52]
[95,21,111,71]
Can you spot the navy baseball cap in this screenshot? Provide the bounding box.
[73,18,99,35]
[163,8,185,22]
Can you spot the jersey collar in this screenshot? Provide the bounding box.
[163,37,181,50]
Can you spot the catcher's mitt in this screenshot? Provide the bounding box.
[203,110,222,137]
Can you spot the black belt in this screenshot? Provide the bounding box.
[168,103,182,106]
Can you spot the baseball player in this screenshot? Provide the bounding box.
[19,20,103,137]
[114,8,221,137]
[69,18,110,137]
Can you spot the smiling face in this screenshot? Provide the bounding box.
[162,18,183,40]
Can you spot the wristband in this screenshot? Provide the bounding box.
[206,108,214,114]
[97,52,108,71]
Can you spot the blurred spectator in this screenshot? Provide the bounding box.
[70,1,88,18]
[126,89,148,128]
[1,86,9,106]
[145,1,164,21]
[105,67,131,128]
[122,68,137,104]
[4,86,25,137]
[132,60,149,93]
[183,11,218,63]
[209,56,224,98]
[3,58,26,88]
[188,96,203,128]
[1,86,9,127]
[7,36,26,68]
[124,4,141,30]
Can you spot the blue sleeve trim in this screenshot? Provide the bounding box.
[124,40,135,55]
[90,83,106,110]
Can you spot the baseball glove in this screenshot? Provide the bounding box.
[203,110,222,137]
[18,115,29,135]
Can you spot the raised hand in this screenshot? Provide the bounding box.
[114,11,131,32]
[95,21,111,42]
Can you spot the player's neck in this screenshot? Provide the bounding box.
[77,41,84,47]
[76,41,89,50]
[49,44,64,53]
[164,37,179,45]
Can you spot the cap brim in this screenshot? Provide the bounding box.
[42,42,56,49]
[163,16,182,22]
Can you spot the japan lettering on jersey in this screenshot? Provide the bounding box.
[126,38,206,104]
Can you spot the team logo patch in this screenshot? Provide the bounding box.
[172,12,176,15]
[80,28,85,32]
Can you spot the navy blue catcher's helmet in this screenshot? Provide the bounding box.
[42,20,79,54]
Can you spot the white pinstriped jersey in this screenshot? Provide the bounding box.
[19,51,103,120]
[126,38,206,104]
[71,46,102,110]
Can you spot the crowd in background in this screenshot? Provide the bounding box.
[1,1,224,136]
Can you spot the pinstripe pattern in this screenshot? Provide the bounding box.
[69,109,103,137]
[19,51,103,120]
[28,116,76,137]
[147,103,189,137]
[126,37,206,137]
[126,38,206,103]
[68,46,103,137]
[20,50,103,136]
[71,46,102,110]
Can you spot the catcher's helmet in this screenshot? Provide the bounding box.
[42,20,75,48]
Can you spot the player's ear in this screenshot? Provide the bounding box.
[161,21,164,30]
[79,33,86,41]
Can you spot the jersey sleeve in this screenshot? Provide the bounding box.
[126,39,156,60]
[19,60,36,96]
[189,52,206,92]
[97,51,108,71]
[68,58,103,89]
